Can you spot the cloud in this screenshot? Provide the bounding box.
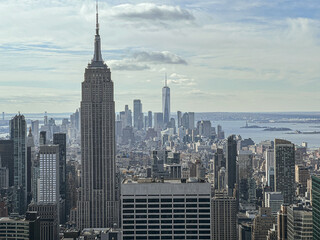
[111,3,195,21]
[168,73,196,86]
[109,60,150,71]
[133,51,187,65]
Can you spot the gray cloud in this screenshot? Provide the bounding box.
[133,51,187,65]
[111,3,195,21]
[109,60,150,71]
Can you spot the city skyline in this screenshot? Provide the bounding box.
[1,0,320,113]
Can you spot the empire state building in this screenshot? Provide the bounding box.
[77,3,119,229]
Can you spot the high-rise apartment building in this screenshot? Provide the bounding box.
[162,75,170,126]
[121,179,211,240]
[211,190,237,240]
[77,4,119,229]
[274,139,295,204]
[10,114,27,215]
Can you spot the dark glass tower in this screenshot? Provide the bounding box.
[10,114,27,214]
[226,135,237,196]
[77,3,118,229]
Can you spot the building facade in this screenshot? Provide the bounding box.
[121,179,211,240]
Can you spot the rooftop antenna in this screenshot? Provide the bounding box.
[96,0,99,35]
[165,73,167,87]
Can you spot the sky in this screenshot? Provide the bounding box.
[0,0,320,113]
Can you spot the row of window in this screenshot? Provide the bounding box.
[123,209,210,214]
[123,230,211,235]
[123,225,210,230]
[123,204,210,208]
[123,214,210,219]
[123,236,210,240]
[123,198,210,203]
[123,220,210,225]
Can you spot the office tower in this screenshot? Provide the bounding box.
[226,135,237,196]
[265,192,283,215]
[287,204,312,239]
[177,111,182,128]
[133,99,143,130]
[251,207,275,240]
[77,4,119,229]
[31,120,39,145]
[277,204,288,240]
[312,175,320,239]
[148,111,152,128]
[144,116,148,130]
[154,112,164,131]
[295,165,310,196]
[238,150,253,203]
[162,75,170,126]
[212,190,237,240]
[27,128,35,205]
[274,139,295,204]
[121,179,211,240]
[188,112,195,129]
[0,140,14,186]
[39,131,46,145]
[10,114,27,215]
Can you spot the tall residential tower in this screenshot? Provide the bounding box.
[77,3,119,229]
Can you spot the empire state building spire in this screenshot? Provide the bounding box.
[93,0,103,62]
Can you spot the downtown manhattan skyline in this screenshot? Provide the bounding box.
[0,0,320,113]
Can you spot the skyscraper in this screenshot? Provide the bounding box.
[53,133,66,201]
[133,99,143,130]
[274,139,295,204]
[77,3,118,229]
[38,145,59,204]
[162,74,170,126]
[10,114,27,215]
[312,175,320,239]
[147,111,152,128]
[226,135,237,197]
